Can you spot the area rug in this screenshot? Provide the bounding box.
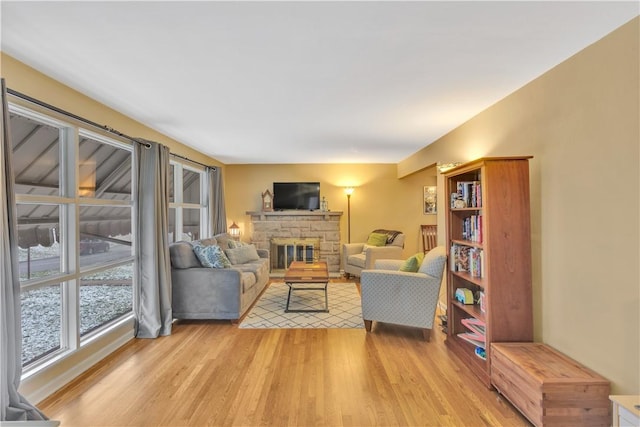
[239,282,364,329]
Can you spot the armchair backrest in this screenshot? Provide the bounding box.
[389,233,404,247]
[369,229,404,248]
[418,246,447,279]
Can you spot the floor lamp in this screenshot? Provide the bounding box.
[344,187,354,243]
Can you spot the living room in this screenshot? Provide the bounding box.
[1,2,638,425]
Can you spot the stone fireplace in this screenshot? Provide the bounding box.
[246,211,343,275]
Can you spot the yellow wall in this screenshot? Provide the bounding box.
[400,17,640,394]
[224,164,437,257]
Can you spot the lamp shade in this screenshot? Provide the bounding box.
[229,222,240,238]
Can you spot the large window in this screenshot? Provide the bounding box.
[9,99,212,379]
[10,105,134,370]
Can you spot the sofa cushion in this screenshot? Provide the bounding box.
[366,232,388,247]
[232,258,269,283]
[228,239,249,249]
[239,270,258,293]
[193,244,232,269]
[169,241,202,269]
[197,237,218,247]
[225,244,260,265]
[399,252,425,272]
[347,253,367,269]
[214,233,233,249]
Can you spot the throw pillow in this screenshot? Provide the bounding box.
[224,244,260,265]
[213,233,232,249]
[193,244,232,269]
[399,252,425,273]
[366,232,388,247]
[228,239,249,249]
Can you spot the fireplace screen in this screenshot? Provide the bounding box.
[271,238,320,271]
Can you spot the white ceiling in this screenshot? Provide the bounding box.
[1,2,638,164]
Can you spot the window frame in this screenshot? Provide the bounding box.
[9,101,135,375]
[169,160,208,242]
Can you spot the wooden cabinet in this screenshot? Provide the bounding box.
[492,343,611,427]
[444,157,534,387]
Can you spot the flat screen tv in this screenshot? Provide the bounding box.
[273,182,320,211]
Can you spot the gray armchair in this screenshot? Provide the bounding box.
[342,231,405,278]
[360,246,447,341]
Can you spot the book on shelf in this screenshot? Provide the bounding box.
[462,215,483,243]
[470,248,483,278]
[461,317,486,336]
[453,181,482,208]
[457,332,485,349]
[450,244,484,277]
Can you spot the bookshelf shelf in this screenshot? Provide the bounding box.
[444,157,533,388]
[451,300,485,320]
[450,270,486,287]
[450,239,483,249]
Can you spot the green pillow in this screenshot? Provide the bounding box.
[399,252,425,272]
[366,232,388,247]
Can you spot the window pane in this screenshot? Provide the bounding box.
[17,204,61,281]
[183,169,200,204]
[11,113,61,196]
[80,264,133,337]
[169,164,175,203]
[183,208,201,241]
[79,135,131,200]
[168,208,176,243]
[21,284,62,366]
[79,205,131,269]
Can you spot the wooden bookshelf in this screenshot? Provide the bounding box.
[444,157,534,388]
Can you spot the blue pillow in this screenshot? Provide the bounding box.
[193,244,231,269]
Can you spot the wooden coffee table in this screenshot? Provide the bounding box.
[284,261,330,313]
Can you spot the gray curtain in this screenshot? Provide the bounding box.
[208,166,227,235]
[134,140,172,338]
[0,80,48,420]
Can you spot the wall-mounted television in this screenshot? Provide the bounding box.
[273,182,320,211]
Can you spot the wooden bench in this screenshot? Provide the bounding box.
[491,342,610,427]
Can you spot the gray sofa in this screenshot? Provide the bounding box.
[169,234,270,321]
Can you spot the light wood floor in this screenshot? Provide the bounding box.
[40,281,531,427]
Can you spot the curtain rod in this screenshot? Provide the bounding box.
[7,87,215,170]
[170,152,216,170]
[7,88,145,145]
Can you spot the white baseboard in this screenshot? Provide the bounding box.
[20,322,134,405]
[0,422,60,426]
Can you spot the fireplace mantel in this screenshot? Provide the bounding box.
[245,211,343,219]
[245,210,343,274]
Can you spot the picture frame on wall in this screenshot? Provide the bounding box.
[424,185,437,215]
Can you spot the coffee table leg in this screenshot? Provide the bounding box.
[284,282,329,313]
[285,283,293,313]
[323,282,328,311]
